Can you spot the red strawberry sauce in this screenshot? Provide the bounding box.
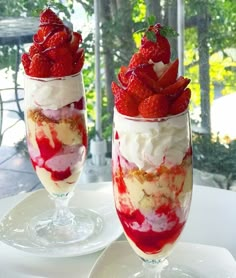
[28,110,87,182]
[114,175,186,255]
[30,129,72,182]
[112,155,191,255]
[116,206,185,254]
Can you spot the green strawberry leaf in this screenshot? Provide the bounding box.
[160,26,178,38]
[147,15,156,26]
[146,30,157,42]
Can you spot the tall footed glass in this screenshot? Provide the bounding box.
[112,109,194,277]
[24,73,102,247]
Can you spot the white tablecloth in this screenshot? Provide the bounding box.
[0,183,235,277]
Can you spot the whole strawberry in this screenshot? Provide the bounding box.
[140,24,171,64]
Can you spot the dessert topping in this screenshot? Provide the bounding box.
[112,21,191,118]
[21,7,84,77]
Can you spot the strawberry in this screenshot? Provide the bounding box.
[140,23,171,64]
[111,81,121,95]
[160,76,191,99]
[169,88,191,115]
[139,94,169,118]
[112,82,139,116]
[29,53,51,77]
[140,37,171,64]
[133,64,160,93]
[118,66,129,87]
[156,58,179,88]
[40,8,63,25]
[128,52,148,68]
[32,34,45,51]
[74,97,85,110]
[72,49,84,74]
[127,74,154,102]
[37,25,55,41]
[51,60,73,77]
[70,32,82,53]
[21,53,31,75]
[29,44,40,59]
[44,46,70,61]
[45,30,70,48]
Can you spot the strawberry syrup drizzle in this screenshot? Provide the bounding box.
[30,130,73,181]
[116,208,185,254]
[113,152,188,255]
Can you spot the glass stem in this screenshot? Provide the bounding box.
[142,259,168,278]
[52,193,75,226]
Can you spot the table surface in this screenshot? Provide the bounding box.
[0,17,39,45]
[0,183,235,277]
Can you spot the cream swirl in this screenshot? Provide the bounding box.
[114,109,190,172]
[24,73,84,110]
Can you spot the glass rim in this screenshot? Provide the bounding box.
[24,72,82,82]
[114,108,189,122]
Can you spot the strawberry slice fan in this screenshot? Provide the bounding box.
[112,22,191,118]
[111,22,194,277]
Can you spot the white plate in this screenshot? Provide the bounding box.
[0,187,123,258]
[89,241,236,278]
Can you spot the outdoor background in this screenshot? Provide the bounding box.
[0,0,236,192]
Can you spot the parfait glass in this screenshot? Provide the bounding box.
[24,73,102,247]
[112,108,194,277]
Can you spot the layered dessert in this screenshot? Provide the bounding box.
[112,23,192,260]
[22,8,87,196]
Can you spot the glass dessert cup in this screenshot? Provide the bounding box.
[112,109,195,277]
[24,73,103,247]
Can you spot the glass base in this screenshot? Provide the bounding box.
[133,265,200,278]
[27,208,103,247]
[133,267,199,278]
[131,259,200,278]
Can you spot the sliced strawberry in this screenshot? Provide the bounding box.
[156,58,179,88]
[74,97,85,110]
[72,48,83,62]
[29,44,40,59]
[72,49,84,74]
[44,46,69,61]
[45,30,70,48]
[112,82,139,116]
[160,76,191,99]
[133,64,160,93]
[127,74,154,102]
[33,34,45,51]
[138,94,169,118]
[128,52,148,68]
[51,61,73,77]
[169,88,191,115]
[38,25,55,40]
[111,81,121,96]
[29,53,51,77]
[21,53,31,75]
[70,32,82,53]
[118,66,129,87]
[40,8,63,25]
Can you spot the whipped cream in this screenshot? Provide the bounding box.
[24,73,85,110]
[113,109,190,171]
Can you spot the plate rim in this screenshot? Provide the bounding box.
[89,240,236,278]
[0,186,123,258]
